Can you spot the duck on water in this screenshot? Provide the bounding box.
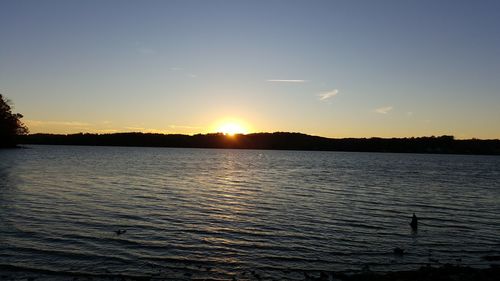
[114,229,127,235]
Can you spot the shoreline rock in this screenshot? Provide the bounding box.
[1,264,500,281]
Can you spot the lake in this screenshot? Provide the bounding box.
[1,145,499,280]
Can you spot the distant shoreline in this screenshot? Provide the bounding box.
[19,132,500,155]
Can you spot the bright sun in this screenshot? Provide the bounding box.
[217,123,248,136]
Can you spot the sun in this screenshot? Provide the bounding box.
[217,122,248,136]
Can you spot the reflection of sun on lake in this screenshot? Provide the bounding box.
[217,122,248,136]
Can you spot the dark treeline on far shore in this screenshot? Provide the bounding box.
[20,132,500,155]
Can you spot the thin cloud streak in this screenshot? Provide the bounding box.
[170,67,197,78]
[124,127,169,134]
[318,89,339,101]
[169,124,202,130]
[267,79,308,83]
[375,106,393,114]
[137,47,155,55]
[25,120,91,127]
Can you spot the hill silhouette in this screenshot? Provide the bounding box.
[20,132,500,155]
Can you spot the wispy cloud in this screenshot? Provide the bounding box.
[374,106,393,114]
[170,67,197,78]
[318,89,339,101]
[123,125,201,134]
[137,47,155,55]
[25,119,92,134]
[124,127,169,134]
[25,120,202,135]
[134,41,155,55]
[169,124,202,130]
[95,129,119,134]
[267,79,308,83]
[25,120,91,127]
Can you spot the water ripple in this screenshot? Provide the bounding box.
[1,146,499,279]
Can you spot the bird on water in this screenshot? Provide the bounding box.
[393,247,405,256]
[114,229,127,235]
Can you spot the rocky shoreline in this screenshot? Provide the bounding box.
[2,264,500,281]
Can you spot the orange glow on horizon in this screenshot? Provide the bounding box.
[217,122,248,136]
[213,119,250,136]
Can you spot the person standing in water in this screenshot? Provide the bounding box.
[410,213,418,230]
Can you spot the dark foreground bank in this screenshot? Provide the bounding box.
[2,264,500,281]
[21,133,500,155]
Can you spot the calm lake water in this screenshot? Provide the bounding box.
[1,145,499,279]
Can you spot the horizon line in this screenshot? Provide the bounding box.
[22,131,500,141]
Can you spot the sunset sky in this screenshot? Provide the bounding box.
[1,0,499,138]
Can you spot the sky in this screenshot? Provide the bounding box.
[1,0,499,139]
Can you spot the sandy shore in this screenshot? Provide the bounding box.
[1,264,500,281]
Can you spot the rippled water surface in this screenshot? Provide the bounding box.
[1,145,500,279]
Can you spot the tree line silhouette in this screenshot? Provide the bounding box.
[3,95,499,154]
[21,132,500,155]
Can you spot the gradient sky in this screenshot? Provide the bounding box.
[1,0,499,138]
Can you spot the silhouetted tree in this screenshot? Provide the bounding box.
[0,94,28,147]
